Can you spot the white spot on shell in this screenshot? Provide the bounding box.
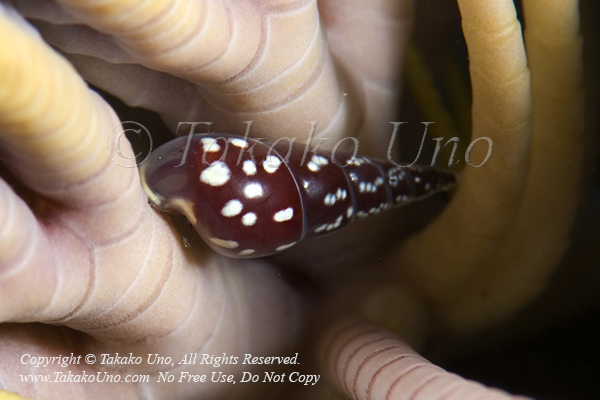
[276,242,297,251]
[348,157,366,166]
[415,177,421,183]
[307,161,319,172]
[302,180,310,189]
[347,206,354,218]
[274,207,294,222]
[221,199,243,217]
[324,193,336,206]
[242,212,257,226]
[312,155,328,166]
[307,154,328,172]
[209,238,239,249]
[243,160,257,176]
[336,188,347,200]
[231,138,248,148]
[200,161,230,187]
[239,249,255,256]
[315,224,327,233]
[263,155,282,173]
[201,137,220,152]
[359,182,366,193]
[244,183,263,198]
[325,215,344,231]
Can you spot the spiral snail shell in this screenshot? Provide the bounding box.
[139,133,457,258]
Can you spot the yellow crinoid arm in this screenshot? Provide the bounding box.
[394,0,532,301]
[441,0,584,332]
[0,2,166,325]
[0,390,31,400]
[0,8,127,205]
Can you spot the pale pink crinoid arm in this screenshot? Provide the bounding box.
[16,0,412,154]
[320,320,532,400]
[0,7,301,399]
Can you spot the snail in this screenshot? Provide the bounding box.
[139,133,457,258]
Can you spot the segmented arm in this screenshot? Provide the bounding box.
[0,8,301,399]
[16,0,359,144]
[320,320,532,400]
[394,0,533,302]
[439,0,585,332]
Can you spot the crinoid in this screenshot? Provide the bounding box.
[0,0,592,399]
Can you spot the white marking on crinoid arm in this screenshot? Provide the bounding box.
[244,183,263,198]
[273,207,294,222]
[243,160,257,176]
[242,212,257,226]
[200,161,231,186]
[201,137,220,152]
[263,155,282,173]
[276,242,297,251]
[221,199,243,217]
[230,138,249,148]
[209,238,239,249]
[239,249,255,256]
